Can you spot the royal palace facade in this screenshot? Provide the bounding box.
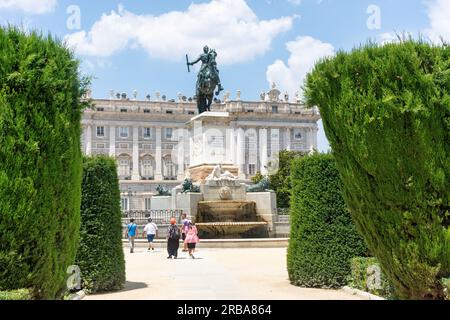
[81,84,321,211]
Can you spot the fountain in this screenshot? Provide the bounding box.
[154,112,278,239]
[196,200,268,239]
[192,165,269,239]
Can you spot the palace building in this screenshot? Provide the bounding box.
[81,83,320,211]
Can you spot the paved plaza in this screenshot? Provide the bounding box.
[85,246,365,300]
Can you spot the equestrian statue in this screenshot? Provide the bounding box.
[186,46,224,114]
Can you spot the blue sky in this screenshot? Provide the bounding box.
[0,0,448,151]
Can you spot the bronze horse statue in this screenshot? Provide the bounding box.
[187,47,224,114]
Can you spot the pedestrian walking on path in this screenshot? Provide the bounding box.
[184,222,200,259]
[167,217,180,259]
[181,213,190,252]
[126,219,138,253]
[143,218,158,251]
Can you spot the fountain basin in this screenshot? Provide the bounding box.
[197,200,258,223]
[196,222,268,239]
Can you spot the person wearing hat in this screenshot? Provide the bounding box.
[166,217,181,259]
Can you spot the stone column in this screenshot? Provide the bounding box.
[228,127,236,165]
[155,127,163,180]
[285,128,291,151]
[270,128,280,159]
[177,130,185,180]
[85,124,92,155]
[236,127,245,179]
[132,126,140,181]
[259,128,268,175]
[109,125,116,157]
[313,126,318,150]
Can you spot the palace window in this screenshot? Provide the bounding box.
[119,127,129,138]
[144,198,151,211]
[143,109,150,113]
[97,107,104,112]
[294,128,303,140]
[188,111,195,115]
[143,128,152,139]
[165,128,173,140]
[141,157,154,179]
[121,198,129,211]
[120,108,127,113]
[163,155,176,180]
[166,110,173,114]
[272,106,278,113]
[118,158,131,177]
[248,164,256,175]
[96,126,105,137]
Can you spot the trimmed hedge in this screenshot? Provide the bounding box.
[304,40,450,299]
[0,289,31,300]
[0,27,88,299]
[349,257,395,299]
[287,154,368,288]
[75,156,125,293]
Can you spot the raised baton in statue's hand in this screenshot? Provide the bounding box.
[186,54,190,73]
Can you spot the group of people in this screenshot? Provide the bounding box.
[125,213,199,259]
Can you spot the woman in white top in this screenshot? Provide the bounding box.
[143,218,158,251]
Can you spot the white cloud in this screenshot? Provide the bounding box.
[266,36,334,98]
[266,36,334,153]
[65,0,294,65]
[0,0,57,14]
[424,0,450,43]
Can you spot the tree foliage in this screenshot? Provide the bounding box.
[76,156,126,293]
[287,154,368,288]
[0,27,88,299]
[269,150,306,208]
[304,40,450,299]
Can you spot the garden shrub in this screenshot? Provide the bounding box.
[269,150,306,209]
[287,154,368,288]
[0,27,88,299]
[349,257,395,299]
[304,40,450,299]
[0,289,31,300]
[75,156,125,293]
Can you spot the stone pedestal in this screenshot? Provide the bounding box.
[175,192,204,220]
[201,179,246,201]
[151,196,172,211]
[245,191,277,235]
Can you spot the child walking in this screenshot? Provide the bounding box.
[184,222,199,259]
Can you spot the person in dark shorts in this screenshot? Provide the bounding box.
[143,218,158,251]
[167,217,180,259]
[184,222,200,259]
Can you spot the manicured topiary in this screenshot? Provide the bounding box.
[287,154,368,288]
[304,40,450,299]
[76,156,125,293]
[0,27,89,299]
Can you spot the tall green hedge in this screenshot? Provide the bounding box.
[287,154,368,288]
[0,27,88,299]
[304,40,450,299]
[76,156,125,293]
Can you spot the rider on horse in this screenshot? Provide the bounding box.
[188,45,224,95]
